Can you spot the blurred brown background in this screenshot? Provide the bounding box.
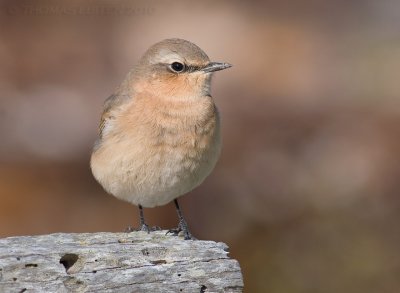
[1,0,400,292]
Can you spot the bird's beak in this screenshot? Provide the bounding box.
[202,62,232,73]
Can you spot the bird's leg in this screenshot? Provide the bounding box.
[125,205,161,233]
[137,204,151,232]
[167,199,196,240]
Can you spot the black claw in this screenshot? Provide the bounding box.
[166,227,181,236]
[167,226,195,240]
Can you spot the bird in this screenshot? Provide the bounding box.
[90,38,231,240]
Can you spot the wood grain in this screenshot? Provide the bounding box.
[0,231,243,292]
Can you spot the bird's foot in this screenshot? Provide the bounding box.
[125,224,161,233]
[166,220,196,240]
[166,227,181,236]
[138,223,151,233]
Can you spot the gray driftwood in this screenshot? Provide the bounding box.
[0,231,243,292]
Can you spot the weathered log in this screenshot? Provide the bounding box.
[0,231,243,292]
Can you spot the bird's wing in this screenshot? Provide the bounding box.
[98,94,131,138]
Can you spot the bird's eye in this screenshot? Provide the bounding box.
[170,62,185,73]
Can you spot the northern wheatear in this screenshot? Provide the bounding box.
[90,38,231,239]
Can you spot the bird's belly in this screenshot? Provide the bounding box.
[90,130,221,208]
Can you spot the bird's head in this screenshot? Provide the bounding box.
[131,38,231,100]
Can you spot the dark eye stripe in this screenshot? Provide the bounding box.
[159,63,204,73]
[186,65,203,72]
